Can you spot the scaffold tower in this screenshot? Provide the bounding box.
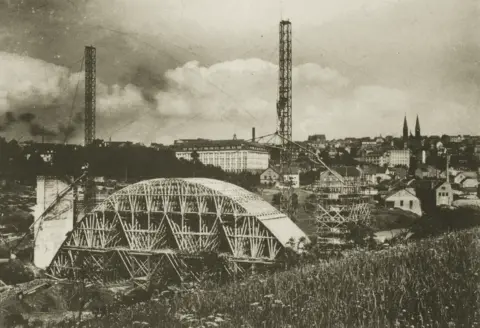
[277,20,293,171]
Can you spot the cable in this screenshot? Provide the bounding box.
[267,131,351,186]
[63,56,85,144]
[11,173,86,254]
[53,20,274,138]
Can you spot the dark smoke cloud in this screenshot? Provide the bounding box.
[5,112,16,125]
[126,65,168,105]
[0,112,16,131]
[0,0,188,143]
[29,122,57,138]
[0,109,59,140]
[18,112,36,123]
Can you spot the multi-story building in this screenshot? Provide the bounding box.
[363,151,388,166]
[316,166,366,194]
[387,149,411,167]
[173,139,270,173]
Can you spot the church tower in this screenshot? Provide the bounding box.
[403,115,408,148]
[415,115,421,139]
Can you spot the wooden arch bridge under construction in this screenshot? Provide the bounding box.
[46,178,308,288]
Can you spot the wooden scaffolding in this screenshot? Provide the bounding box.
[47,178,308,288]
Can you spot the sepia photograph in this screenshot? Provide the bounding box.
[0,0,479,327]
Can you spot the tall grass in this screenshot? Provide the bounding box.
[55,229,480,328]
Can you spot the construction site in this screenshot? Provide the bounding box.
[0,20,372,318]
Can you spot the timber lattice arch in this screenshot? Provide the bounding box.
[47,178,308,288]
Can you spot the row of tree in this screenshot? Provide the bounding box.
[0,139,263,191]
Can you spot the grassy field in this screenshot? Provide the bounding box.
[61,228,480,328]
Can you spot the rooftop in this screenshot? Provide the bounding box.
[330,166,361,177]
[172,139,268,151]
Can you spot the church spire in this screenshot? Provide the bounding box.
[403,114,408,142]
[415,115,421,139]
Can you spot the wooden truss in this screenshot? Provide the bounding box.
[308,192,371,237]
[47,179,302,288]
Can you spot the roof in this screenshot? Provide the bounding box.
[365,151,385,157]
[93,178,309,248]
[361,165,387,175]
[462,171,478,179]
[331,166,361,177]
[172,139,268,152]
[261,167,280,175]
[384,187,417,200]
[460,177,478,185]
[434,181,451,190]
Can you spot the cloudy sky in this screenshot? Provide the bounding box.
[0,0,479,144]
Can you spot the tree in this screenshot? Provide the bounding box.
[0,259,35,285]
[296,152,311,170]
[272,192,281,206]
[191,150,200,164]
[345,222,376,249]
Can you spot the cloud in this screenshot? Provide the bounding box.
[1,0,480,143]
[2,51,479,145]
[0,52,157,143]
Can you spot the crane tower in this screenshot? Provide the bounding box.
[84,46,96,146]
[277,20,293,171]
[84,46,96,212]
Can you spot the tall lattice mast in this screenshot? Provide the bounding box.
[277,20,293,172]
[84,46,96,146]
[84,46,96,213]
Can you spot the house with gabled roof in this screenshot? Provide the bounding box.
[435,181,453,207]
[316,165,363,193]
[381,187,422,216]
[260,167,280,186]
[360,165,391,185]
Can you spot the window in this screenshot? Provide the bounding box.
[400,200,404,207]
[409,200,413,209]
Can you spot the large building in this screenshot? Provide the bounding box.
[173,139,270,173]
[388,149,411,167]
[362,151,388,166]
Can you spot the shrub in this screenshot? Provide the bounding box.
[0,259,35,285]
[411,206,480,239]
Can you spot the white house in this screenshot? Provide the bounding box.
[260,167,280,185]
[435,181,453,207]
[383,188,422,216]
